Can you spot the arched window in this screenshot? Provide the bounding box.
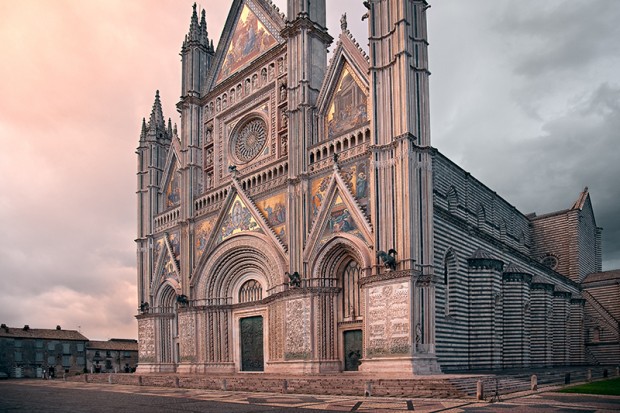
[342,260,361,319]
[239,279,263,303]
[447,186,458,214]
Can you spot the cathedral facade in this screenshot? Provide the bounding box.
[135,0,619,375]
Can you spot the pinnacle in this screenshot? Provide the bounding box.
[148,90,165,131]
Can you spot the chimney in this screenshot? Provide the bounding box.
[56,325,61,330]
[23,325,30,331]
[1,323,8,332]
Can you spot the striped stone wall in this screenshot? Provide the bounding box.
[502,270,532,368]
[552,292,571,366]
[530,281,554,367]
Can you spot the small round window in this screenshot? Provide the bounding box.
[541,255,558,270]
[231,117,267,163]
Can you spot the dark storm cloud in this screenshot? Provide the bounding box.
[429,0,620,270]
[495,0,620,76]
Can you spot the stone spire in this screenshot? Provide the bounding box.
[183,3,211,51]
[148,90,165,132]
[188,3,200,42]
[140,117,147,141]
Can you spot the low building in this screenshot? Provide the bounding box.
[86,339,139,373]
[0,324,88,378]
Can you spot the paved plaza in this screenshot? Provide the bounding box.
[1,380,620,412]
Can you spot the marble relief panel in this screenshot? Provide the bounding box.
[366,282,411,357]
[137,318,156,363]
[178,312,196,362]
[285,298,311,360]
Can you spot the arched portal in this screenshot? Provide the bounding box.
[192,234,286,373]
[154,282,179,369]
[311,234,371,372]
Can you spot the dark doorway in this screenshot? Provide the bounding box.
[343,329,362,371]
[240,316,264,371]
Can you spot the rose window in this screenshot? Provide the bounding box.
[233,118,267,162]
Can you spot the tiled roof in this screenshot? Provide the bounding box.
[532,275,553,285]
[468,248,495,260]
[583,270,620,284]
[0,326,88,341]
[504,262,528,274]
[87,339,138,352]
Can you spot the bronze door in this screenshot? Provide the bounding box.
[240,316,264,371]
[343,329,362,371]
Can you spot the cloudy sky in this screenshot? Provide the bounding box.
[0,0,618,340]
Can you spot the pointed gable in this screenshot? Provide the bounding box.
[165,164,181,209]
[321,192,362,240]
[209,0,285,87]
[217,194,263,242]
[317,28,369,142]
[325,65,368,140]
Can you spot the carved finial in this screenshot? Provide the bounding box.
[340,13,347,31]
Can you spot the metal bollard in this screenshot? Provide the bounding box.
[476,380,484,401]
[587,369,592,382]
[564,373,571,384]
[603,369,608,378]
[531,374,538,391]
[282,379,288,394]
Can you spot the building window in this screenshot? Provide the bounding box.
[35,340,43,349]
[14,340,22,348]
[62,356,71,367]
[239,279,262,303]
[47,356,55,365]
[123,351,131,358]
[36,352,43,362]
[48,342,56,351]
[77,343,84,352]
[14,352,22,362]
[106,351,111,358]
[62,343,71,354]
[342,260,361,319]
[541,254,559,270]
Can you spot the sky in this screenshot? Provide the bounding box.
[0,0,618,340]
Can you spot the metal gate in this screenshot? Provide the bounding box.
[343,329,362,371]
[240,316,264,371]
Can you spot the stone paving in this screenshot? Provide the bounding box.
[1,379,620,412]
